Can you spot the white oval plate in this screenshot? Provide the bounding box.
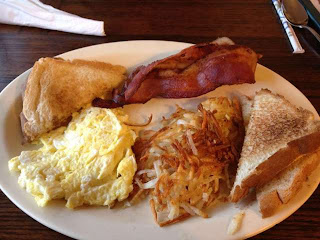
[0,41,319,240]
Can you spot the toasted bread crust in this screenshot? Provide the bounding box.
[238,95,252,129]
[230,89,320,202]
[246,131,320,186]
[257,151,320,218]
[231,129,320,202]
[257,190,282,218]
[278,151,320,203]
[21,57,126,141]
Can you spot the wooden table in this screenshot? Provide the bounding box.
[0,0,319,239]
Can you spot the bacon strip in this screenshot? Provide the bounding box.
[92,40,261,107]
[125,43,260,104]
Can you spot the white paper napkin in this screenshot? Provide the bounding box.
[0,0,106,36]
[272,0,304,54]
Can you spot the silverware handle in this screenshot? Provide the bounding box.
[303,25,320,43]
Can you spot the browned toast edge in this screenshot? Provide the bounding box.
[231,130,320,202]
[257,150,320,218]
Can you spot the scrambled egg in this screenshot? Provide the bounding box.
[9,107,137,209]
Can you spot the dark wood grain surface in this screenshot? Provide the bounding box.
[0,0,319,239]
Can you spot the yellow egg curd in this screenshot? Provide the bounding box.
[9,107,137,209]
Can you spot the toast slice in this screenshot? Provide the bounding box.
[21,57,126,142]
[238,94,252,129]
[256,151,320,217]
[230,89,320,202]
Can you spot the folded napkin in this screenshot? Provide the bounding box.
[0,0,105,36]
[272,0,304,54]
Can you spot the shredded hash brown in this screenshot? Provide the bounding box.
[131,97,244,226]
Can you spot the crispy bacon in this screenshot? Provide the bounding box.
[125,43,260,103]
[92,40,261,107]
